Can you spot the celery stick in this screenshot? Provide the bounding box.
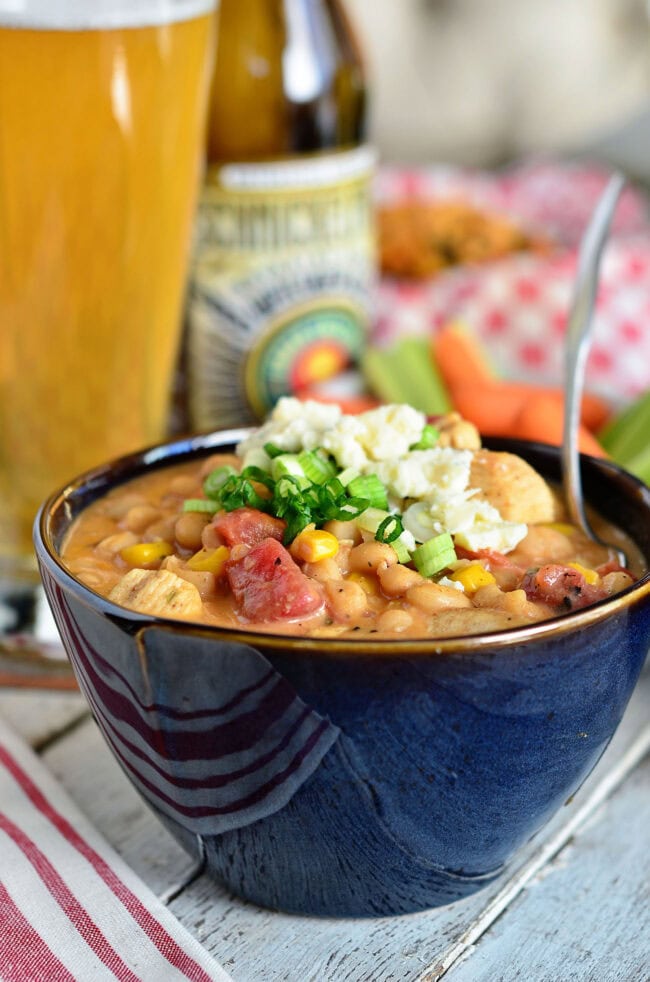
[361,347,411,404]
[622,443,650,485]
[392,337,452,415]
[599,390,650,465]
[362,338,451,415]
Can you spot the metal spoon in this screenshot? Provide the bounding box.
[562,171,627,566]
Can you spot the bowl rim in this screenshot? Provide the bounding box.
[35,427,650,658]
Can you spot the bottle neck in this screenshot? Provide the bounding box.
[206,0,367,164]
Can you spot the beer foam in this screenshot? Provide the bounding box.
[0,0,215,30]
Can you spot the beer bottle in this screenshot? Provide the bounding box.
[186,0,375,429]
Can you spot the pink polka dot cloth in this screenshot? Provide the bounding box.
[374,160,650,405]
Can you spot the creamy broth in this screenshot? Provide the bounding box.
[61,421,642,641]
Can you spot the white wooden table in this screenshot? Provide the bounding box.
[1,660,649,982]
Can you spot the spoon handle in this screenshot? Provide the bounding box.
[562,171,626,561]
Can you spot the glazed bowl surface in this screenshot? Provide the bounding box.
[34,429,650,917]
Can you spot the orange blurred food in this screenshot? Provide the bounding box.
[378,199,552,280]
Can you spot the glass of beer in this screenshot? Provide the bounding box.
[0,0,216,600]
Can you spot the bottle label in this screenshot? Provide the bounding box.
[187,145,376,429]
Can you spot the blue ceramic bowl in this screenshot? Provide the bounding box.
[34,431,650,917]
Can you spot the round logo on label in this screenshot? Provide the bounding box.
[244,299,367,418]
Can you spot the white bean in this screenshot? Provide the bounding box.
[378,563,423,597]
[325,579,367,621]
[348,541,398,573]
[406,582,471,613]
[376,608,413,633]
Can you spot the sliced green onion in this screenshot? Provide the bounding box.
[409,424,440,451]
[324,477,345,499]
[284,514,311,543]
[336,497,370,519]
[306,483,359,522]
[271,454,307,485]
[357,507,393,534]
[263,442,285,459]
[203,465,237,499]
[275,475,305,499]
[375,514,404,543]
[219,475,269,512]
[347,474,389,511]
[402,501,437,544]
[240,465,275,489]
[337,467,360,487]
[297,450,337,485]
[241,447,271,471]
[182,498,219,514]
[412,533,456,577]
[391,535,412,564]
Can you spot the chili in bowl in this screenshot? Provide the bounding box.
[34,401,650,916]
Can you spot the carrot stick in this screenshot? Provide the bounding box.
[431,322,495,389]
[509,393,608,457]
[471,381,609,431]
[448,382,526,435]
[449,381,611,435]
[431,321,611,433]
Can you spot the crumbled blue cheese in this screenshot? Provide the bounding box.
[237,398,528,554]
[438,576,465,592]
[404,496,526,553]
[430,498,527,553]
[237,398,342,457]
[373,448,472,501]
[454,522,527,553]
[322,403,426,470]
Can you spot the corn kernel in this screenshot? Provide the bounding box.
[449,562,496,593]
[120,541,173,567]
[187,545,230,575]
[291,529,339,563]
[544,522,576,536]
[347,572,379,595]
[567,562,600,585]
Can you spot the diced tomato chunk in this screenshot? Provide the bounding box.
[226,538,323,621]
[522,564,606,611]
[456,546,519,569]
[596,558,630,577]
[211,507,286,548]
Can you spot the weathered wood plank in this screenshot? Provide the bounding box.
[421,722,650,980]
[443,751,650,982]
[0,688,87,747]
[42,717,198,898]
[166,670,650,982]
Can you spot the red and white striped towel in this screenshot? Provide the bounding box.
[0,715,231,982]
